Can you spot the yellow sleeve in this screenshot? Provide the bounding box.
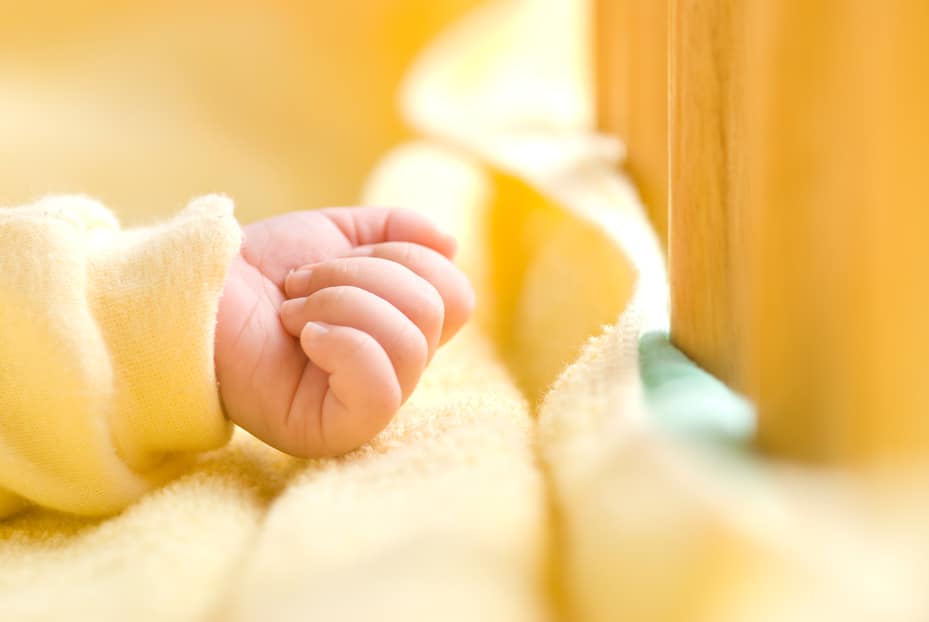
[0,195,242,517]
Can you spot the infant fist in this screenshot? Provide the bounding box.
[215,208,474,458]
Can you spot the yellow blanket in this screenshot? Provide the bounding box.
[0,1,599,619]
[5,0,929,620]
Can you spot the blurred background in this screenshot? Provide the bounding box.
[0,0,484,225]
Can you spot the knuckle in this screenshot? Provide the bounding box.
[419,278,445,310]
[350,344,401,418]
[457,282,477,319]
[341,329,373,364]
[416,285,445,330]
[313,284,356,313]
[393,319,429,367]
[396,264,441,307]
[447,274,475,317]
[340,257,368,281]
[330,257,385,288]
[316,258,350,282]
[397,242,423,267]
[372,379,402,418]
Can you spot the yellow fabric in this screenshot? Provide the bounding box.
[398,2,929,621]
[0,0,484,225]
[0,195,240,516]
[13,0,921,620]
[0,2,557,620]
[0,171,550,621]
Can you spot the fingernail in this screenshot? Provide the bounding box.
[280,297,306,315]
[303,321,330,337]
[286,267,313,293]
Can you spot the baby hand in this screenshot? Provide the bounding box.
[215,208,474,458]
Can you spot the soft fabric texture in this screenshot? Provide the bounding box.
[0,151,550,621]
[401,2,929,621]
[5,0,929,620]
[0,195,240,517]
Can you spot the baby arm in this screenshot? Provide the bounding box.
[0,196,241,516]
[0,199,468,517]
[215,208,474,458]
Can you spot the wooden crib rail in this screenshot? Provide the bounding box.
[668,0,742,389]
[595,0,668,244]
[596,0,929,466]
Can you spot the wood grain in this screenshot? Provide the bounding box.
[668,0,744,387]
[595,0,669,246]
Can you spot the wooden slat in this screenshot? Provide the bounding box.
[741,0,929,464]
[595,0,669,246]
[668,0,743,387]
